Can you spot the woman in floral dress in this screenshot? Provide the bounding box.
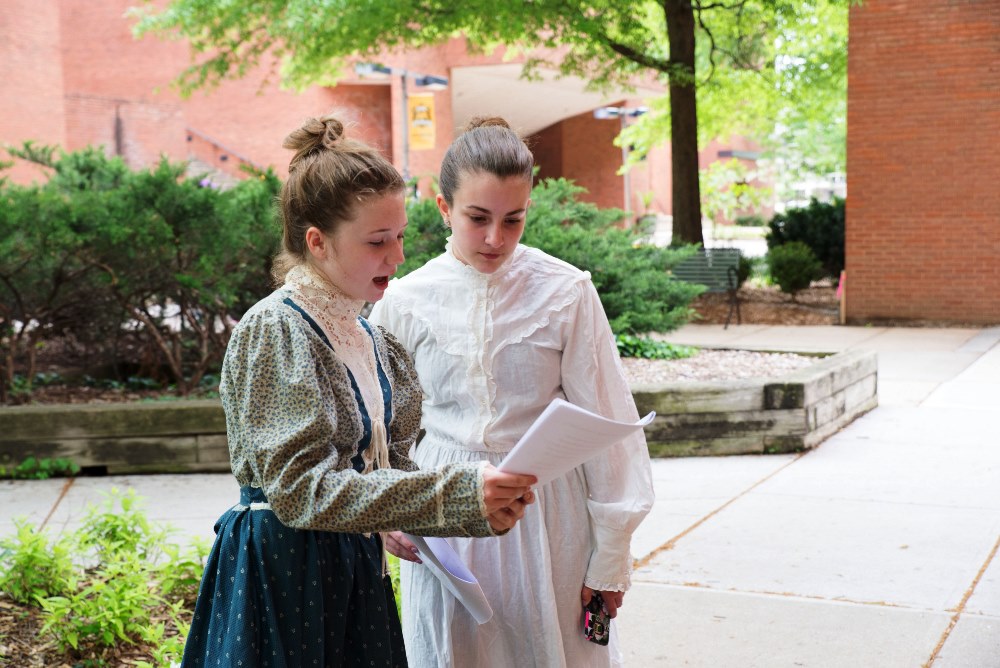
[180,114,536,668]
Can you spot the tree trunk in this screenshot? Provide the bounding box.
[665,0,704,246]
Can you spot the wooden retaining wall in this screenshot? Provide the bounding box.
[634,349,878,457]
[0,351,878,473]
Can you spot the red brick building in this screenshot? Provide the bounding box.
[846,1,1000,324]
[9,1,995,324]
[0,0,670,219]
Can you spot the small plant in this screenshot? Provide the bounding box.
[39,549,158,652]
[0,456,80,480]
[768,242,823,298]
[615,334,698,360]
[0,487,206,666]
[0,518,75,604]
[75,487,166,560]
[8,371,65,397]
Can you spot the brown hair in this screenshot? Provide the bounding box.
[272,114,404,284]
[438,116,534,206]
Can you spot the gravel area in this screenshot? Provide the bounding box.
[621,349,820,384]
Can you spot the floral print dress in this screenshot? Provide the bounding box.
[182,265,498,668]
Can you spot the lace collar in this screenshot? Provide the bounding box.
[284,264,365,332]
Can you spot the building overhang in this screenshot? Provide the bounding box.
[449,63,663,135]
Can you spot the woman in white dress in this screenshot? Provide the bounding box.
[369,117,654,667]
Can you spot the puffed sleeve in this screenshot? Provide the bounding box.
[560,280,655,591]
[370,301,502,537]
[221,305,493,537]
[378,327,422,473]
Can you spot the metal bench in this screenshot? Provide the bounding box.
[673,248,742,328]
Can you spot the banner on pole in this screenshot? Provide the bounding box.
[408,94,436,151]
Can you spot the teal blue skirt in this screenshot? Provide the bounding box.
[181,486,406,667]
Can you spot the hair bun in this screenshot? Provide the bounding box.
[465,116,511,132]
[318,116,345,148]
[283,115,346,170]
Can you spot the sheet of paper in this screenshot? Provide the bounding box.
[498,398,655,486]
[402,534,493,624]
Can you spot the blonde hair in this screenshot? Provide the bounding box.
[439,116,534,205]
[272,114,404,284]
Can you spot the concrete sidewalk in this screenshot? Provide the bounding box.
[622,324,1000,667]
[2,324,999,666]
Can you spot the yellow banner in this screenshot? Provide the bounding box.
[408,93,436,151]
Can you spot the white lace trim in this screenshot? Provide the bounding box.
[284,264,389,474]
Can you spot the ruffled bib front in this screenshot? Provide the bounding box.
[284,264,389,473]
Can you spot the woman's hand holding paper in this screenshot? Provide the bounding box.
[383,531,422,562]
[482,466,536,532]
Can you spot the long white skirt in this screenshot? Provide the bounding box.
[401,442,623,668]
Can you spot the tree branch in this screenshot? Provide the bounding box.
[600,36,671,73]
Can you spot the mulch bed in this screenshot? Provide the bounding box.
[690,283,840,327]
[0,597,182,667]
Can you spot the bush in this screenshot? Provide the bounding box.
[735,214,766,227]
[523,179,700,333]
[0,488,208,666]
[0,519,75,605]
[0,456,80,480]
[398,178,702,334]
[0,144,282,400]
[397,196,449,277]
[768,242,823,297]
[615,334,697,360]
[736,252,754,289]
[766,197,844,279]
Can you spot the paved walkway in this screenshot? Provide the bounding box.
[2,324,999,667]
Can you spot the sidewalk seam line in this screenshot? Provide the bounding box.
[633,452,808,570]
[924,532,1000,668]
[39,477,75,531]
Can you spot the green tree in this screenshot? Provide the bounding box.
[131,0,850,246]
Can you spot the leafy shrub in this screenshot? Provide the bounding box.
[39,549,159,652]
[766,197,844,279]
[737,253,754,289]
[0,519,75,604]
[0,487,207,666]
[523,180,700,333]
[0,143,282,401]
[0,456,80,480]
[768,242,823,297]
[735,214,766,227]
[397,196,449,277]
[615,334,697,360]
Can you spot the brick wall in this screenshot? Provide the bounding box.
[0,0,67,184]
[530,107,673,217]
[847,1,1000,324]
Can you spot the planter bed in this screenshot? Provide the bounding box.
[634,349,878,457]
[0,350,877,473]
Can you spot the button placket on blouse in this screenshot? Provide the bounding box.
[480,288,499,443]
[467,279,492,439]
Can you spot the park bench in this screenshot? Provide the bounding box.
[672,247,742,329]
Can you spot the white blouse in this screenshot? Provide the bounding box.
[371,241,654,590]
